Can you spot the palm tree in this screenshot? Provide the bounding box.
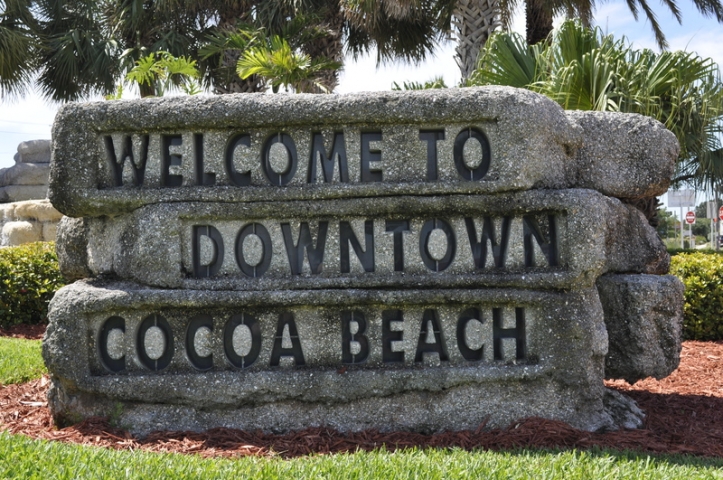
[0,0,119,102]
[342,0,500,79]
[236,34,341,93]
[203,1,456,93]
[299,1,345,92]
[1,0,457,100]
[436,0,723,80]
[343,0,455,63]
[470,20,723,194]
[109,0,455,96]
[0,0,201,101]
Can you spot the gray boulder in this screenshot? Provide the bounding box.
[598,274,684,383]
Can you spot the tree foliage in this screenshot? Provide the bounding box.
[391,76,448,90]
[0,0,37,97]
[470,20,723,190]
[0,242,64,328]
[0,0,456,101]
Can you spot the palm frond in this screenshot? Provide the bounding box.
[471,31,538,87]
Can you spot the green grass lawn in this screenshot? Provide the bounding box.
[0,336,722,479]
[1,432,722,480]
[0,337,46,385]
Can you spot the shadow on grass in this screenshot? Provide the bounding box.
[57,390,723,465]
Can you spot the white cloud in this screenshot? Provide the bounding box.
[0,94,58,169]
[668,30,723,67]
[591,3,638,34]
[336,40,461,94]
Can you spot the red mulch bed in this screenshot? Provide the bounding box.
[0,323,46,340]
[1,325,722,459]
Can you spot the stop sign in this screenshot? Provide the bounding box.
[719,205,723,221]
[686,211,696,224]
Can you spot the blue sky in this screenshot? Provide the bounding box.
[0,1,721,169]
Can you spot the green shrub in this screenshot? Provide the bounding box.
[670,252,723,340]
[0,242,65,329]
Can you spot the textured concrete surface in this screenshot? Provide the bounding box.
[0,139,52,204]
[15,139,51,164]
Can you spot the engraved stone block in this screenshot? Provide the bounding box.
[49,88,676,217]
[44,87,679,436]
[54,190,666,290]
[44,280,631,436]
[567,111,678,200]
[55,216,91,281]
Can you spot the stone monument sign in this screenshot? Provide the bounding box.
[44,87,683,437]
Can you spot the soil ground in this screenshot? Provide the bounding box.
[1,325,722,458]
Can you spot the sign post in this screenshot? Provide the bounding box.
[707,201,717,249]
[685,211,696,248]
[668,190,695,249]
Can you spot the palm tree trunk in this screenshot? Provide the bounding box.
[525,0,553,45]
[301,1,344,93]
[139,82,155,98]
[453,0,501,80]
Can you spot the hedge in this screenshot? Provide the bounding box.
[670,252,723,341]
[0,242,65,329]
